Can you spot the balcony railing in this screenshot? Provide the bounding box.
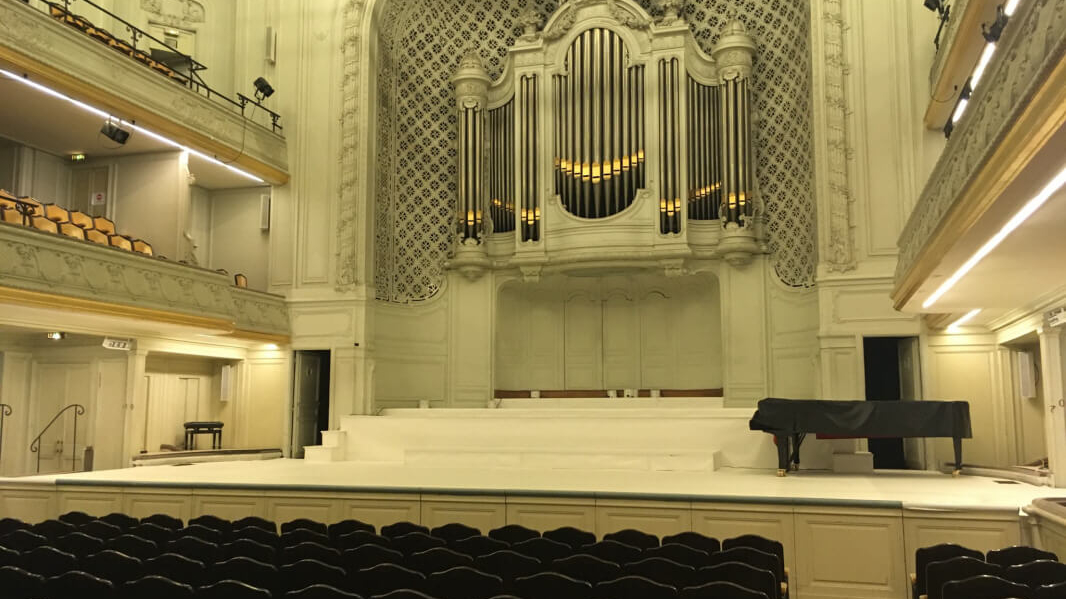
[39,0,282,134]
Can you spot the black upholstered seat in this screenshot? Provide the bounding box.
[141,514,184,530]
[81,549,145,585]
[625,556,697,588]
[55,530,105,557]
[595,574,678,599]
[510,537,572,563]
[44,570,114,599]
[0,565,45,599]
[1004,560,1066,588]
[925,556,1003,599]
[551,553,622,584]
[542,526,595,550]
[281,519,328,536]
[278,559,348,594]
[57,510,96,526]
[281,541,343,567]
[121,575,195,599]
[109,533,161,560]
[697,561,778,599]
[604,529,660,550]
[207,555,279,590]
[475,549,542,581]
[513,571,593,599]
[408,546,474,575]
[198,579,274,599]
[144,552,208,588]
[662,532,720,555]
[488,524,539,545]
[337,530,392,551]
[17,545,77,577]
[79,519,123,540]
[452,535,509,558]
[234,517,277,533]
[645,543,711,568]
[392,531,446,555]
[343,544,405,570]
[426,565,505,599]
[680,580,769,599]
[941,574,1032,599]
[431,523,481,542]
[349,563,426,597]
[221,538,278,564]
[329,519,375,540]
[581,539,643,565]
[987,546,1058,568]
[381,522,430,539]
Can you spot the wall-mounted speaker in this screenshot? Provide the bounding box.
[260,194,271,231]
[220,364,234,402]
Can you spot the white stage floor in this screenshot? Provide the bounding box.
[12,460,1066,511]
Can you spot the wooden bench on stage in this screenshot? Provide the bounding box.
[184,421,224,450]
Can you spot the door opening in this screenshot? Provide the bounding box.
[863,336,921,469]
[291,350,331,458]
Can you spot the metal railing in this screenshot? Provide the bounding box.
[0,404,11,464]
[29,404,85,474]
[39,0,283,134]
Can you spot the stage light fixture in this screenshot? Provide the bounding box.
[983,7,1009,43]
[253,77,275,100]
[101,120,131,145]
[46,332,66,341]
[923,0,942,11]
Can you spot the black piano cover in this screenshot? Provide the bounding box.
[749,398,972,438]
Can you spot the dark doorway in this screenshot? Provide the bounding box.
[863,337,912,469]
[291,350,331,457]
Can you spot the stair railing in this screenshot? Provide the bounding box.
[29,404,85,474]
[0,403,11,463]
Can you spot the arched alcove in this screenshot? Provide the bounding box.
[495,273,723,391]
[364,0,816,304]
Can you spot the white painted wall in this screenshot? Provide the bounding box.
[0,138,72,205]
[496,274,723,391]
[208,187,271,291]
[111,151,190,260]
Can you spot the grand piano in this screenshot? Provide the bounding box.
[749,398,972,476]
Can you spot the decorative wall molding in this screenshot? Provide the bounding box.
[140,0,206,29]
[814,0,856,274]
[336,0,367,291]
[0,224,289,338]
[0,1,288,184]
[894,0,1066,304]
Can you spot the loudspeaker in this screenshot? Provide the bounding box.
[219,364,234,402]
[260,194,271,231]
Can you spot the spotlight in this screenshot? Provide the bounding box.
[982,6,1009,43]
[923,0,942,11]
[46,332,65,341]
[100,120,131,145]
[253,77,275,100]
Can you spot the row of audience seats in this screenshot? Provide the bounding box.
[1,190,152,255]
[45,1,191,84]
[0,190,249,288]
[912,542,1065,599]
[0,511,788,599]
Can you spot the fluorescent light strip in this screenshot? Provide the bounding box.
[946,309,982,332]
[0,68,265,184]
[951,98,969,123]
[923,165,1066,309]
[971,43,996,87]
[1005,0,1021,16]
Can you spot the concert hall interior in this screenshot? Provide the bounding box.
[1,0,1066,598]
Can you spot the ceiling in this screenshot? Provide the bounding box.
[0,62,262,191]
[902,123,1066,329]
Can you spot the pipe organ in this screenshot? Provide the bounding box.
[449,0,763,280]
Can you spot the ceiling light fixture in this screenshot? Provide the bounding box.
[923,164,1066,309]
[46,331,65,341]
[946,309,982,333]
[0,68,265,184]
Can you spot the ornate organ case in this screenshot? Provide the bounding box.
[450,0,763,279]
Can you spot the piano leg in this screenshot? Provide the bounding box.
[776,434,790,477]
[952,436,963,477]
[791,434,804,471]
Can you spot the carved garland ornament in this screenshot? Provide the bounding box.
[820,0,856,274]
[336,0,367,291]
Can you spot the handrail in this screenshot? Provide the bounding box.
[0,403,11,464]
[38,0,283,134]
[29,404,85,474]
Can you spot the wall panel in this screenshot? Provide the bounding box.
[505,497,597,533]
[420,496,507,532]
[595,500,692,538]
[794,507,906,599]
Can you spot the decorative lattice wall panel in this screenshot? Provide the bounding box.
[375,0,815,302]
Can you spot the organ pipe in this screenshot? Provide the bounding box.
[520,75,539,242]
[489,99,515,233]
[553,28,645,219]
[712,19,757,229]
[451,49,491,243]
[686,76,721,220]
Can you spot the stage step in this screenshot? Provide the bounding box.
[303,430,348,462]
[405,448,721,472]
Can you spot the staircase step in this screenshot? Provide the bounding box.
[321,430,347,448]
[304,444,346,462]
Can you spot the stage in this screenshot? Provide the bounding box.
[3,460,1066,599]
[8,460,1066,511]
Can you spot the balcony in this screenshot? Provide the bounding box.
[893,0,1066,325]
[0,0,288,184]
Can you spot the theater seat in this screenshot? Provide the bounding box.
[110,235,134,251]
[18,197,43,216]
[69,211,94,229]
[93,216,117,234]
[86,229,110,244]
[59,222,86,239]
[30,215,58,234]
[1,206,23,225]
[43,204,69,223]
